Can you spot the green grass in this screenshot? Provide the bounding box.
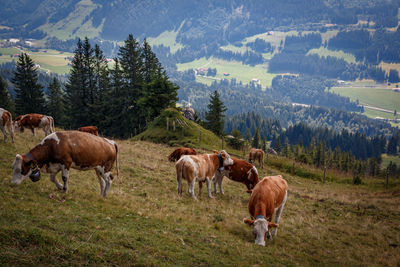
[0,47,21,55]
[147,23,184,54]
[177,57,276,87]
[307,47,356,63]
[382,154,400,169]
[39,0,101,40]
[330,87,400,114]
[1,128,399,266]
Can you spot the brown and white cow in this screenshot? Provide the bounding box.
[244,175,288,246]
[175,150,234,199]
[249,148,265,169]
[11,130,119,198]
[0,108,14,143]
[168,147,197,162]
[13,113,54,137]
[213,157,259,194]
[78,125,99,136]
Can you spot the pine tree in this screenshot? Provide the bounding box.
[46,77,66,127]
[0,76,14,112]
[252,128,261,148]
[12,53,45,114]
[65,39,87,128]
[273,135,282,153]
[205,90,227,136]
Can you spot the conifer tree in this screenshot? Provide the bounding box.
[46,77,66,127]
[0,76,14,112]
[205,90,227,136]
[12,53,45,114]
[252,128,261,148]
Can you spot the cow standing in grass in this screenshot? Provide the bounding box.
[13,113,55,137]
[11,131,119,198]
[249,148,265,169]
[175,150,234,199]
[168,147,197,162]
[213,157,259,194]
[0,108,14,143]
[78,125,99,136]
[244,175,288,246]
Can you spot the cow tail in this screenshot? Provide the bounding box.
[114,143,119,179]
[51,117,55,132]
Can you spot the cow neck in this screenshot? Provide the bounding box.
[25,145,50,167]
[210,153,222,173]
[253,204,267,220]
[217,153,224,172]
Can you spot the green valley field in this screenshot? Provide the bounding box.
[0,130,399,266]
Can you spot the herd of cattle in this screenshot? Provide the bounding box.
[1,107,288,246]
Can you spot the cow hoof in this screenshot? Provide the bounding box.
[62,187,68,193]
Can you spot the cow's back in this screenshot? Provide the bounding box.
[177,153,215,180]
[227,158,254,182]
[21,113,44,127]
[45,131,116,171]
[249,175,287,218]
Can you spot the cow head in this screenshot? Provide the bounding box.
[13,120,23,133]
[11,154,41,185]
[216,150,234,167]
[244,217,278,246]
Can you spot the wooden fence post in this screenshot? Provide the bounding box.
[323,166,326,183]
[173,120,176,131]
[166,117,169,130]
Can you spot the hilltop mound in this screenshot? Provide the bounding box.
[134,108,222,149]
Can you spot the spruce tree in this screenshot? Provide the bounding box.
[46,77,66,127]
[12,53,45,114]
[252,128,261,148]
[65,39,87,128]
[0,76,14,112]
[205,90,227,136]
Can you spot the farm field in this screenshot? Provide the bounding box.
[0,47,73,74]
[330,86,400,120]
[307,47,356,63]
[0,130,399,266]
[177,57,276,87]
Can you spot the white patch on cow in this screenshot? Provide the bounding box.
[182,155,198,175]
[252,166,258,175]
[40,132,60,145]
[41,162,63,174]
[207,154,210,161]
[247,169,252,180]
[104,138,115,146]
[0,108,4,122]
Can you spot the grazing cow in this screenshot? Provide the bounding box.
[244,175,288,246]
[11,130,119,198]
[168,147,197,162]
[175,150,234,199]
[14,113,54,137]
[213,157,259,194]
[78,125,99,136]
[249,148,265,169]
[0,108,14,143]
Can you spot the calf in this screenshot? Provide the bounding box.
[175,150,234,199]
[249,148,265,169]
[244,175,288,246]
[11,130,119,198]
[0,108,14,143]
[78,125,99,136]
[14,113,54,137]
[213,157,259,194]
[168,147,197,162]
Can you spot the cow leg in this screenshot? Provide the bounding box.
[176,171,183,197]
[206,178,213,198]
[189,179,197,200]
[212,174,224,195]
[95,169,106,196]
[103,172,113,198]
[61,166,70,193]
[1,127,7,143]
[197,181,202,198]
[50,172,63,190]
[31,127,35,136]
[272,190,288,237]
[8,124,14,143]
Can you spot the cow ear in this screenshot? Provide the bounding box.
[244,219,254,226]
[212,150,218,154]
[268,222,279,228]
[246,189,253,194]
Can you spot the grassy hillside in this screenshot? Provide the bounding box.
[133,108,224,151]
[0,129,399,266]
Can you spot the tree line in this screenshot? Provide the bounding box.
[1,35,179,139]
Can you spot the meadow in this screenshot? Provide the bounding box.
[176,57,276,87]
[330,86,400,122]
[0,130,399,266]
